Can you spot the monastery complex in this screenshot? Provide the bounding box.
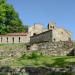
[0,22,71,44]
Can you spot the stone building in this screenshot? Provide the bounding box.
[28,23,45,36]
[0,22,72,44]
[48,22,71,42]
[30,30,52,44]
[0,33,30,44]
[30,22,71,44]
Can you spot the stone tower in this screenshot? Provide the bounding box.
[48,22,56,30]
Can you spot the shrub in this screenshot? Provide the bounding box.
[19,51,43,60]
[27,51,41,59]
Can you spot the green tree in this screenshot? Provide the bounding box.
[24,25,29,32]
[0,0,26,34]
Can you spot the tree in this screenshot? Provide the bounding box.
[0,0,26,34]
[24,25,29,32]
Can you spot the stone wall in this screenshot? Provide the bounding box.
[0,44,27,58]
[52,28,71,42]
[0,66,75,75]
[30,41,73,56]
[30,30,52,44]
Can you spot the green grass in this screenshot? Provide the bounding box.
[0,43,26,51]
[19,54,75,67]
[1,52,75,68]
[0,43,75,68]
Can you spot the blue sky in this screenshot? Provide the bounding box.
[7,0,75,40]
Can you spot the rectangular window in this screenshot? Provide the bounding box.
[1,37,2,43]
[12,37,14,43]
[7,37,8,43]
[19,37,20,43]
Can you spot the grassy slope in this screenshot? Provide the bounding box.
[1,55,75,68]
[0,43,26,51]
[0,43,75,68]
[18,56,75,67]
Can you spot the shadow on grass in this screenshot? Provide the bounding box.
[51,57,68,67]
[44,56,75,67]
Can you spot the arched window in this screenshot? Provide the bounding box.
[19,37,21,43]
[12,37,14,43]
[53,26,54,29]
[1,37,2,43]
[50,26,52,28]
[7,37,8,43]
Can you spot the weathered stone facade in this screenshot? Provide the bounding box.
[30,22,71,44]
[0,33,30,44]
[29,41,73,56]
[30,30,52,44]
[0,44,26,58]
[0,22,72,44]
[52,28,71,42]
[28,23,44,36]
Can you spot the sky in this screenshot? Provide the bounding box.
[7,0,75,40]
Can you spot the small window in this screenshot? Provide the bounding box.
[50,26,52,28]
[19,37,20,43]
[1,37,2,43]
[7,37,8,43]
[53,26,54,29]
[12,37,14,43]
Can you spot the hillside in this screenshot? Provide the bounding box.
[0,43,26,59]
[0,42,74,67]
[0,43,74,74]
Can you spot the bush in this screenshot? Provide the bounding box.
[27,51,41,59]
[19,51,43,60]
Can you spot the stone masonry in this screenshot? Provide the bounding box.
[30,41,73,56]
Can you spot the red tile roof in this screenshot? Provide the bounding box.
[0,32,28,36]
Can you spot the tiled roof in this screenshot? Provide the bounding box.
[0,32,28,36]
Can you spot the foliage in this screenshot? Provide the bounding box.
[20,53,28,59]
[19,73,29,75]
[15,50,75,67]
[24,25,29,32]
[17,56,75,67]
[0,44,75,67]
[0,0,27,34]
[28,51,41,59]
[0,54,75,68]
[20,51,42,60]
